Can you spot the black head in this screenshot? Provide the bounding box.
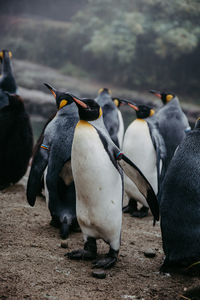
[150,90,175,105]
[112,97,123,108]
[98,87,112,96]
[72,97,102,121]
[0,49,12,63]
[44,83,74,110]
[136,105,155,119]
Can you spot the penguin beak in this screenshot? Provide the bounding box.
[149,90,161,99]
[44,83,57,99]
[72,97,88,108]
[119,99,139,111]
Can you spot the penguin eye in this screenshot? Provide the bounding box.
[59,99,68,109]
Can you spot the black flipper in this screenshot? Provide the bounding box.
[26,147,49,206]
[147,118,167,190]
[117,152,159,222]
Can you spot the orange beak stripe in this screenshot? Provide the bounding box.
[154,93,161,99]
[73,97,88,108]
[128,103,139,111]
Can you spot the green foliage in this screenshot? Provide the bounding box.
[0,0,200,96]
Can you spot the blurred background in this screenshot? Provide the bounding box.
[0,0,200,139]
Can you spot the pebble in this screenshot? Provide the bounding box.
[143,249,156,258]
[60,242,68,249]
[92,270,106,279]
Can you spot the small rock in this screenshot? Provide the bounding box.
[143,249,156,258]
[92,270,106,279]
[60,242,68,249]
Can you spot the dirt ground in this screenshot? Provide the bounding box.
[0,173,199,300]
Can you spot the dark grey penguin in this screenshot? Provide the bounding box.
[67,95,159,269]
[0,93,33,189]
[160,118,200,275]
[150,90,191,178]
[0,49,18,94]
[95,88,120,147]
[0,49,33,189]
[26,84,79,239]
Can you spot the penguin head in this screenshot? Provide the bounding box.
[98,87,112,96]
[135,105,155,119]
[112,97,123,108]
[0,49,12,63]
[150,90,175,105]
[72,96,103,121]
[44,83,74,110]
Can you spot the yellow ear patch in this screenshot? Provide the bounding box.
[98,107,103,119]
[98,88,104,94]
[166,94,173,102]
[9,51,12,58]
[113,99,119,107]
[150,109,155,117]
[59,99,68,109]
[0,51,3,59]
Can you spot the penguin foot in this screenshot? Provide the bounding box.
[160,258,200,277]
[92,248,118,269]
[92,256,117,269]
[131,206,149,218]
[67,249,97,260]
[123,198,138,214]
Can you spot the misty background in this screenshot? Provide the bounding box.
[0,0,200,138]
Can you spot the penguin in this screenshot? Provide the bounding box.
[160,118,200,275]
[67,95,159,269]
[112,97,124,148]
[150,90,191,174]
[0,49,18,94]
[0,92,33,189]
[26,84,79,239]
[95,88,120,147]
[121,103,166,218]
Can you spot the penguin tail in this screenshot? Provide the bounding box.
[60,217,70,240]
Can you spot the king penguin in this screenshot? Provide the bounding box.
[160,118,200,275]
[0,49,18,94]
[0,50,33,189]
[67,95,159,269]
[112,97,124,148]
[122,103,166,217]
[26,84,79,239]
[95,88,121,147]
[150,90,190,175]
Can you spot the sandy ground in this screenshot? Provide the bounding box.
[0,174,199,300]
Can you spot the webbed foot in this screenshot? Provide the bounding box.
[123,198,138,214]
[131,205,149,218]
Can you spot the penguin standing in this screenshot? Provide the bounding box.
[67,95,159,269]
[27,84,79,239]
[0,49,33,189]
[122,103,165,217]
[95,88,121,147]
[160,118,200,275]
[112,97,124,148]
[150,90,190,174]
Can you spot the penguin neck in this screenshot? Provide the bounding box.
[135,118,146,122]
[76,120,92,128]
[2,56,13,75]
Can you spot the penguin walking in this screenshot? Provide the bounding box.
[122,103,165,217]
[160,118,200,275]
[0,50,33,190]
[112,97,124,148]
[95,88,121,147]
[26,84,79,239]
[150,90,190,174]
[67,95,159,269]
